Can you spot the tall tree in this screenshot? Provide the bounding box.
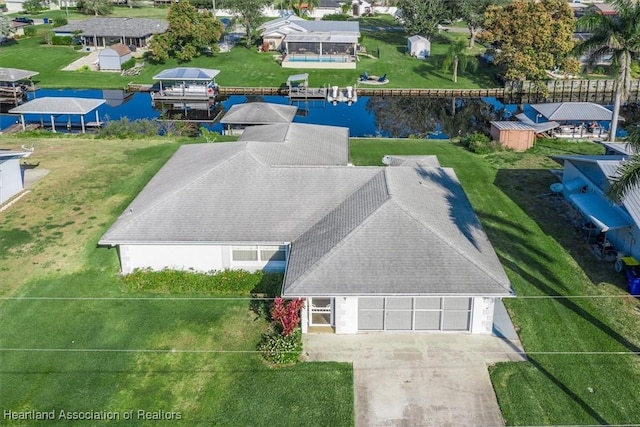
[23,0,43,14]
[609,126,640,203]
[441,39,477,83]
[76,0,112,15]
[226,0,270,48]
[448,0,505,49]
[396,0,448,38]
[574,0,640,143]
[0,11,14,38]
[481,0,577,81]
[149,0,223,62]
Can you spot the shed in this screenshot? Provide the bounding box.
[99,43,132,71]
[490,121,535,152]
[407,35,430,59]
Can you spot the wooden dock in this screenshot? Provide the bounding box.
[0,123,40,134]
[217,86,504,99]
[127,78,640,103]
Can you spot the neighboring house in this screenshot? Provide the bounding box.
[588,2,618,16]
[258,16,360,69]
[100,119,514,334]
[553,155,640,260]
[312,0,342,18]
[4,0,25,13]
[407,35,430,59]
[0,149,31,204]
[10,20,29,37]
[98,43,132,71]
[351,0,372,17]
[54,18,168,49]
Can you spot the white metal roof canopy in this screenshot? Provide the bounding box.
[8,97,105,133]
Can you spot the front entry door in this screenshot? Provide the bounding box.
[309,297,333,327]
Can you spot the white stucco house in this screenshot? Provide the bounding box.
[553,154,640,260]
[100,119,514,334]
[0,149,32,205]
[258,15,360,69]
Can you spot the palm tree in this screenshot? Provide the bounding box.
[609,126,640,203]
[441,40,477,83]
[574,0,640,143]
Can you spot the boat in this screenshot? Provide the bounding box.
[327,85,357,105]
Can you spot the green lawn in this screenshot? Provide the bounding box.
[351,138,640,425]
[4,134,640,425]
[0,136,353,426]
[0,13,497,89]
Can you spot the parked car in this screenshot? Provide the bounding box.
[13,17,34,25]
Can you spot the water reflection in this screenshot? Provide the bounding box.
[0,88,633,138]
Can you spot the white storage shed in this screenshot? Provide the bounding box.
[407,35,430,59]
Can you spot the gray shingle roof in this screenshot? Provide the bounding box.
[284,170,389,287]
[101,126,512,297]
[99,140,375,245]
[259,16,360,39]
[221,102,297,124]
[242,123,350,166]
[283,166,512,296]
[0,68,39,83]
[54,18,168,38]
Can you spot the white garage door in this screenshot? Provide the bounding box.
[358,297,472,332]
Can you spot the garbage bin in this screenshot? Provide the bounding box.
[43,17,49,24]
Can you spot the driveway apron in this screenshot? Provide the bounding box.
[303,332,525,427]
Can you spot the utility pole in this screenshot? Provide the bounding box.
[212,0,216,16]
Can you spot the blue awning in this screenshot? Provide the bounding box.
[569,193,633,232]
[564,177,586,193]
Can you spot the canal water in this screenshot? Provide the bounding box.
[0,88,626,138]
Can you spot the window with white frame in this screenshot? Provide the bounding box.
[232,245,287,263]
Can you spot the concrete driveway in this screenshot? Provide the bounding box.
[303,326,525,426]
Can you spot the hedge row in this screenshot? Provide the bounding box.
[121,268,283,295]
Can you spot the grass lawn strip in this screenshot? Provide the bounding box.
[350,138,640,425]
[3,135,640,424]
[0,15,496,89]
[0,136,353,426]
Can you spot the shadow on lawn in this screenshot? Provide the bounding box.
[495,168,628,291]
[527,355,610,425]
[412,58,499,89]
[490,168,640,355]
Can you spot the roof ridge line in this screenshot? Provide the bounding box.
[109,144,250,234]
[286,199,392,293]
[283,169,390,291]
[390,197,512,292]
